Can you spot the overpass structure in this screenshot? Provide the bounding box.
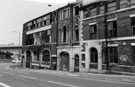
[0,46,22,55]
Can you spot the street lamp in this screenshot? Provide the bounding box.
[13,31,21,67]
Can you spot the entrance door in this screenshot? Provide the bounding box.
[60,52,69,71]
[26,51,31,68]
[74,54,79,72]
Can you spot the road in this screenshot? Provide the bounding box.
[0,63,134,87]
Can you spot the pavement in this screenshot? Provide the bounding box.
[9,64,135,84]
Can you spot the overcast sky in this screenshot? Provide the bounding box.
[0,0,76,46]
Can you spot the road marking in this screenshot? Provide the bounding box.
[68,76,135,85]
[19,75,37,80]
[48,81,78,87]
[0,82,11,87]
[67,74,79,77]
[18,71,29,74]
[4,72,14,75]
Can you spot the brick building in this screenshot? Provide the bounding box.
[79,0,135,73]
[22,10,58,70]
[57,3,80,72]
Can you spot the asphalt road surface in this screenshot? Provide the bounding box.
[0,63,134,87]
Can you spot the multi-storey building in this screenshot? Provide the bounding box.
[57,3,80,72]
[79,0,135,73]
[22,10,58,70]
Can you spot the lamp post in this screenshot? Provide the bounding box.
[13,31,21,67]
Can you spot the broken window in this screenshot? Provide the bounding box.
[131,17,135,35]
[42,50,50,65]
[108,1,116,12]
[26,34,34,45]
[89,7,97,17]
[120,0,129,9]
[108,47,118,63]
[131,0,135,6]
[63,26,67,42]
[99,5,105,14]
[74,6,79,16]
[108,20,117,38]
[89,24,97,39]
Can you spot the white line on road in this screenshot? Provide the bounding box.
[18,71,29,74]
[19,75,37,80]
[48,81,78,87]
[67,74,79,77]
[4,72,14,75]
[0,82,11,87]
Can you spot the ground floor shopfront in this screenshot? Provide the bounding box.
[22,44,57,70]
[81,38,135,73]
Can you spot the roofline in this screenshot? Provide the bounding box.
[80,0,108,10]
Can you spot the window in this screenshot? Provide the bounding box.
[120,0,129,9]
[89,7,97,16]
[82,54,85,61]
[41,30,51,43]
[47,29,51,43]
[89,24,97,39]
[131,0,135,6]
[99,5,105,14]
[59,8,70,20]
[37,18,42,28]
[63,9,67,19]
[67,8,70,18]
[108,1,116,12]
[26,34,34,45]
[74,6,79,16]
[131,17,135,35]
[81,63,85,68]
[46,14,50,25]
[66,30,70,42]
[83,9,88,18]
[74,25,79,42]
[59,26,70,43]
[108,47,118,63]
[34,32,41,45]
[53,12,57,22]
[42,50,50,64]
[59,30,63,43]
[63,26,66,42]
[43,17,47,26]
[27,22,32,30]
[90,48,98,63]
[108,20,117,37]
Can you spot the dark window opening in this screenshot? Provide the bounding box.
[108,21,117,38]
[74,6,79,16]
[89,24,97,39]
[63,26,67,42]
[90,48,98,63]
[108,47,118,63]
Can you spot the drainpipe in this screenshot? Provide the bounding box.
[104,1,110,73]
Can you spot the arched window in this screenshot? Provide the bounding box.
[63,26,67,42]
[74,25,79,42]
[90,48,98,63]
[42,50,50,62]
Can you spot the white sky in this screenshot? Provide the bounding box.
[0,0,76,46]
